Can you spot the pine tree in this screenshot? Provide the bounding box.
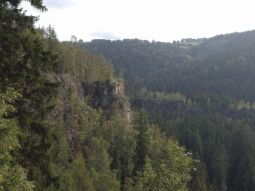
[0,1,59,189]
[0,90,34,191]
[134,110,151,173]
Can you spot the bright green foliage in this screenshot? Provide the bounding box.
[136,87,185,102]
[47,63,193,191]
[57,42,113,82]
[132,111,193,191]
[84,35,255,191]
[134,158,155,191]
[102,114,136,186]
[134,126,193,191]
[0,90,33,191]
[47,69,131,190]
[0,2,195,190]
[85,138,120,191]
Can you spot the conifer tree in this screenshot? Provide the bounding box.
[0,1,59,189]
[0,90,34,191]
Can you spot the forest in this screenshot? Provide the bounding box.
[0,1,192,191]
[84,31,255,191]
[1,1,255,191]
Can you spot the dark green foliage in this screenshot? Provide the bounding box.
[0,1,201,191]
[131,96,255,191]
[0,1,59,190]
[50,58,193,190]
[0,90,34,191]
[84,32,255,101]
[84,33,255,191]
[133,110,151,173]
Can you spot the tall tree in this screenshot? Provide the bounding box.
[133,110,151,173]
[0,1,59,190]
[0,90,34,191]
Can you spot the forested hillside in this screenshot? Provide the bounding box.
[0,1,193,191]
[84,32,255,101]
[2,1,255,191]
[84,32,255,191]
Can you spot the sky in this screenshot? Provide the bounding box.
[22,0,255,42]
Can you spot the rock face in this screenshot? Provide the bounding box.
[82,79,132,122]
[113,80,132,123]
[52,76,133,158]
[124,101,132,123]
[113,80,125,95]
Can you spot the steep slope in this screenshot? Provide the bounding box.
[83,31,255,191]
[0,19,193,190]
[48,43,193,190]
[84,30,255,101]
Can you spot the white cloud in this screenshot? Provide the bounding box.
[89,32,120,40]
[22,0,255,42]
[44,0,76,9]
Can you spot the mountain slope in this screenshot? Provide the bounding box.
[84,31,255,191]
[0,2,193,189]
[84,30,255,101]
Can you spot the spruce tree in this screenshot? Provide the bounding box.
[0,1,59,189]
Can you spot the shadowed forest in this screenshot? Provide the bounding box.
[1,1,255,191]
